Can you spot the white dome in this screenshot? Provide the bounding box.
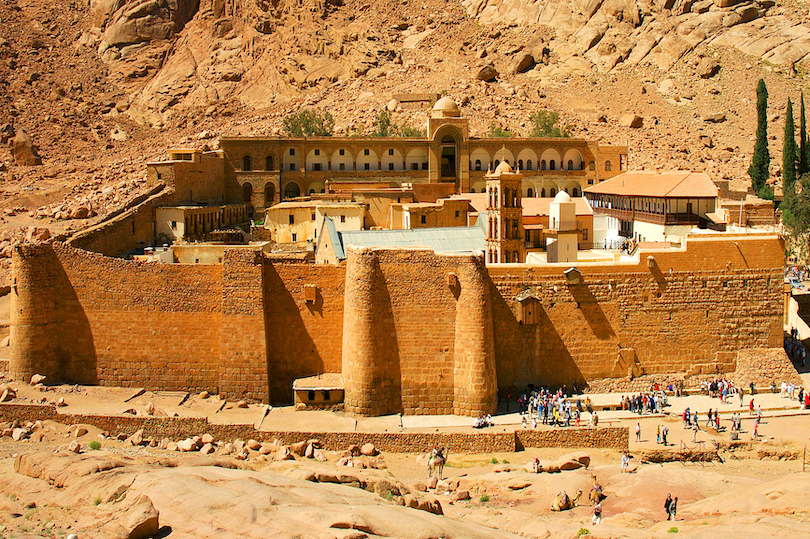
[493,160,513,174]
[553,190,572,203]
[433,97,459,112]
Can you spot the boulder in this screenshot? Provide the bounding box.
[348,444,361,457]
[273,446,294,461]
[31,373,47,385]
[619,114,643,128]
[126,429,144,446]
[511,52,535,74]
[259,443,274,455]
[305,443,315,459]
[236,400,248,408]
[117,495,159,539]
[145,402,155,415]
[12,428,30,441]
[360,443,378,456]
[70,425,88,438]
[452,489,471,502]
[290,441,308,456]
[426,476,438,489]
[177,438,196,452]
[247,439,261,451]
[697,56,719,78]
[201,433,214,445]
[313,449,327,462]
[200,443,214,455]
[67,440,81,453]
[0,388,15,402]
[475,64,498,82]
[10,130,41,166]
[198,391,209,399]
[702,112,726,123]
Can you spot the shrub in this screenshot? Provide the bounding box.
[282,109,334,137]
[488,122,512,138]
[93,496,101,506]
[577,528,590,537]
[490,457,499,464]
[529,110,571,138]
[479,494,490,503]
[668,527,678,533]
[88,440,101,450]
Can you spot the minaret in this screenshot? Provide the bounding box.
[484,156,524,264]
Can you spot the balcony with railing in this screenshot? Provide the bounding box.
[592,206,701,226]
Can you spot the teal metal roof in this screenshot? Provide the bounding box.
[322,216,345,260]
[336,226,485,260]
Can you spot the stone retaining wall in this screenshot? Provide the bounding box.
[0,403,629,452]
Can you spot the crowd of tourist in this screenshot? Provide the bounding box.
[472,414,495,429]
[619,391,668,414]
[785,333,806,366]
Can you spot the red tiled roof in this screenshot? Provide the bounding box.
[584,171,718,198]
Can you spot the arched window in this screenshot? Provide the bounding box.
[475,159,482,171]
[541,160,547,170]
[243,183,253,203]
[284,182,301,200]
[588,161,595,171]
[541,188,546,197]
[568,160,574,170]
[471,188,476,193]
[265,155,274,170]
[550,160,556,170]
[494,160,500,169]
[265,183,275,206]
[550,188,557,196]
[527,160,533,170]
[518,159,524,170]
[243,155,252,171]
[527,188,534,197]
[605,160,613,171]
[573,187,580,197]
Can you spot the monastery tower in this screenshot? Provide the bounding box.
[485,159,525,263]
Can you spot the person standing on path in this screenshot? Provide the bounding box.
[664,494,673,520]
[749,399,755,415]
[657,424,661,444]
[661,424,669,445]
[592,501,602,525]
[635,423,641,442]
[669,497,678,520]
[621,452,630,473]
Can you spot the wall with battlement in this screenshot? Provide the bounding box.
[9,234,785,416]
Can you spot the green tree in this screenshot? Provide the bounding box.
[784,98,798,195]
[797,92,810,177]
[782,173,810,260]
[488,122,512,138]
[748,79,770,196]
[282,109,334,137]
[529,110,571,138]
[370,110,395,137]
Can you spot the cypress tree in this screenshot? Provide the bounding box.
[783,98,797,195]
[748,79,770,194]
[798,91,810,178]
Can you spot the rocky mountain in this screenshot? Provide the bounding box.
[0,0,809,263]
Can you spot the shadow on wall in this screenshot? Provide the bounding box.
[567,282,616,341]
[263,263,324,405]
[55,258,98,386]
[368,255,404,416]
[488,279,586,395]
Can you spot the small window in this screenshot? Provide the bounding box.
[322,390,330,400]
[157,172,162,181]
[605,160,612,171]
[311,213,315,220]
[313,163,321,171]
[314,149,320,156]
[588,179,594,185]
[583,229,588,240]
[195,258,200,264]
[290,163,296,171]
[289,215,294,224]
[519,159,524,170]
[421,162,428,170]
[339,149,345,156]
[289,148,296,156]
[388,149,394,156]
[340,215,346,223]
[455,210,460,218]
[292,233,298,242]
[541,160,547,170]
[527,160,533,170]
[364,149,370,156]
[340,163,346,171]
[412,163,419,171]
[568,160,574,170]
[307,390,315,401]
[364,163,370,171]
[421,215,426,224]
[389,163,394,171]
[171,221,177,230]
[475,159,482,171]
[550,160,556,170]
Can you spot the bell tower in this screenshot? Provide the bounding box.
[484,158,524,264]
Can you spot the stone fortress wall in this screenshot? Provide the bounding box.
[10,233,785,416]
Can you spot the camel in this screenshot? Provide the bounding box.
[589,474,604,505]
[551,489,582,511]
[428,448,447,479]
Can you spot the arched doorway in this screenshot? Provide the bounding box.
[440,134,457,178]
[243,183,253,204]
[265,183,275,206]
[284,182,301,200]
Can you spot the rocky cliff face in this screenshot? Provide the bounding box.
[463,0,810,74]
